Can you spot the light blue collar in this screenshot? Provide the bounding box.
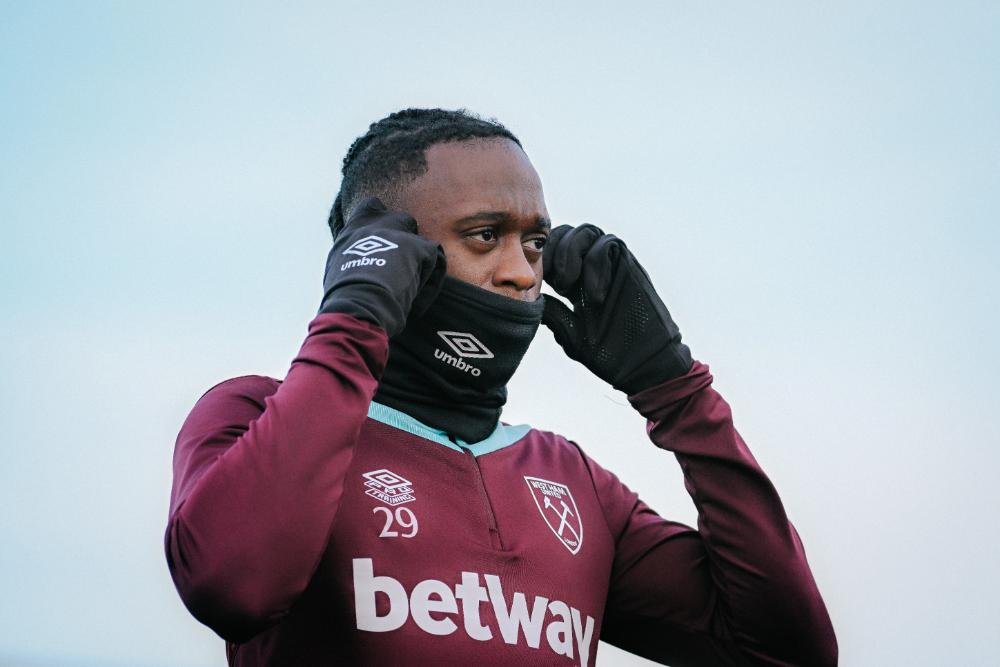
[367,401,530,457]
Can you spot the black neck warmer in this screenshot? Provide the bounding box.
[373,276,544,443]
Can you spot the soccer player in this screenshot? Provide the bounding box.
[165,108,837,666]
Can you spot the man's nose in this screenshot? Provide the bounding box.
[492,241,537,293]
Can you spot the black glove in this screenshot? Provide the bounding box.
[542,223,692,395]
[319,197,446,338]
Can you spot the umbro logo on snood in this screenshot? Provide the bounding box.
[437,331,494,359]
[433,331,492,377]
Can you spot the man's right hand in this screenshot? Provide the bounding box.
[319,197,446,337]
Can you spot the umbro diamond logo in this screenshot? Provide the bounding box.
[363,468,416,506]
[343,235,399,257]
[437,331,494,359]
[340,235,397,270]
[434,331,492,376]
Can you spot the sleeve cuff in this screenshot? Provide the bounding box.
[626,360,714,421]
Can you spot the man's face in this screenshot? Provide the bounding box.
[398,138,550,302]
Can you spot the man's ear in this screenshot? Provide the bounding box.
[328,192,345,240]
[345,189,409,225]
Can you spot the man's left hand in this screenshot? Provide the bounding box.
[542,224,693,395]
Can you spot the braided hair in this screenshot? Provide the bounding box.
[329,108,522,238]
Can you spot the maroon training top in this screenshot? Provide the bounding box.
[165,313,837,666]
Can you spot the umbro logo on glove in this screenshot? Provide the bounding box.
[340,235,399,270]
[343,235,400,257]
[319,197,446,338]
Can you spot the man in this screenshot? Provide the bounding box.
[165,108,837,666]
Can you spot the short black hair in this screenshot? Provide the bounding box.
[329,108,522,238]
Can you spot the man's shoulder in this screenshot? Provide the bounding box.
[508,424,601,469]
[517,426,637,486]
[182,374,283,429]
[198,374,282,404]
[176,374,281,446]
[517,425,578,450]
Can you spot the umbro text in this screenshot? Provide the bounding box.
[434,348,482,376]
[341,257,387,271]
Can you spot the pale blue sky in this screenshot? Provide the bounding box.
[2,2,998,665]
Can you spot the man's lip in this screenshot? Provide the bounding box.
[487,288,539,302]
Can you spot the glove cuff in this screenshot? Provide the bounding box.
[615,341,693,396]
[319,283,405,338]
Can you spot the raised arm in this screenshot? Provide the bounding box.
[165,198,445,642]
[542,223,836,665]
[591,363,836,665]
[166,315,386,642]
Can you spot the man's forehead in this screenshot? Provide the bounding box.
[452,209,551,231]
[406,138,546,217]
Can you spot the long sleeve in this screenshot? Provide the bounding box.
[164,313,388,643]
[593,362,837,666]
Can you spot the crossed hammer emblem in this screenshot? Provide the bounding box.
[525,476,583,554]
[543,495,580,546]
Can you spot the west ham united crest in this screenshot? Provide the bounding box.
[524,476,583,555]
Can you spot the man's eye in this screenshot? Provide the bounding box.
[469,229,498,243]
[524,236,547,251]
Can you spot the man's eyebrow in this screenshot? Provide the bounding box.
[454,211,551,231]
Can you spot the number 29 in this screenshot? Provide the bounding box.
[373,506,419,538]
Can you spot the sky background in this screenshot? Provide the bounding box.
[1,1,998,665]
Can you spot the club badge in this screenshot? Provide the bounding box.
[524,476,583,555]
